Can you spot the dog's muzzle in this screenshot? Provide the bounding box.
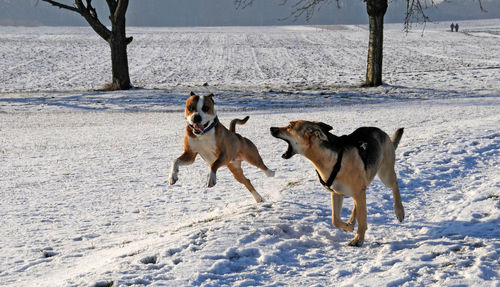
[190,116,218,136]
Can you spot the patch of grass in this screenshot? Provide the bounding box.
[202,216,218,223]
[94,281,114,287]
[140,255,158,265]
[119,240,132,248]
[279,180,303,193]
[125,251,141,257]
[286,180,301,188]
[40,250,57,258]
[441,262,456,268]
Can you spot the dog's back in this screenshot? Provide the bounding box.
[345,128,384,169]
[337,127,403,182]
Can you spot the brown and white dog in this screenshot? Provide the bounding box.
[270,121,405,246]
[169,92,275,203]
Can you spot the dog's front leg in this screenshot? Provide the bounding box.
[207,156,225,188]
[331,193,354,232]
[169,150,197,185]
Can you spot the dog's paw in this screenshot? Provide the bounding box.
[395,204,405,222]
[251,191,264,203]
[347,217,357,226]
[169,174,178,185]
[348,235,364,247]
[264,169,275,177]
[207,172,216,188]
[344,222,355,233]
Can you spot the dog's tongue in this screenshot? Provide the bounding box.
[193,123,204,133]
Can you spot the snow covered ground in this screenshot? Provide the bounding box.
[0,19,499,286]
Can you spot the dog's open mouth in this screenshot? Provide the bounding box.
[281,140,296,159]
[192,122,209,134]
[270,127,296,159]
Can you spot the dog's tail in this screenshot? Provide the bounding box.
[230,116,249,132]
[392,128,404,150]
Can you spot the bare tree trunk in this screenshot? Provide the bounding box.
[109,15,131,90]
[364,0,387,87]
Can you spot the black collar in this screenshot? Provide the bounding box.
[316,149,343,190]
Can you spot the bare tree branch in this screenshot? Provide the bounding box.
[288,0,330,22]
[403,0,437,32]
[236,0,335,22]
[105,0,117,20]
[236,0,487,27]
[75,0,112,42]
[41,0,112,42]
[114,0,129,21]
[41,0,79,13]
[85,0,98,19]
[477,0,487,12]
[234,0,254,9]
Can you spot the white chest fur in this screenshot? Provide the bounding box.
[188,130,217,165]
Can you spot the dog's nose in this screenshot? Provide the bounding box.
[193,114,202,123]
[270,127,279,136]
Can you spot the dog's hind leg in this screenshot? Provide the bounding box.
[228,161,264,203]
[378,153,405,222]
[169,150,197,185]
[348,189,367,247]
[242,139,275,177]
[379,130,405,222]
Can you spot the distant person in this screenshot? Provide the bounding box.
[450,23,454,32]
[455,23,459,32]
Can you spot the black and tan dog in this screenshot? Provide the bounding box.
[169,92,274,203]
[270,121,405,246]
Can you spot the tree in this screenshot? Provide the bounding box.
[41,0,133,90]
[364,0,387,87]
[235,0,483,87]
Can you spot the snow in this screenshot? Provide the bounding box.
[0,19,499,286]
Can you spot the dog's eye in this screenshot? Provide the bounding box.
[288,123,294,129]
[202,106,209,112]
[187,106,194,112]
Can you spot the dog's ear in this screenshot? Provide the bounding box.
[190,91,196,97]
[306,126,328,142]
[205,93,215,104]
[314,121,333,132]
